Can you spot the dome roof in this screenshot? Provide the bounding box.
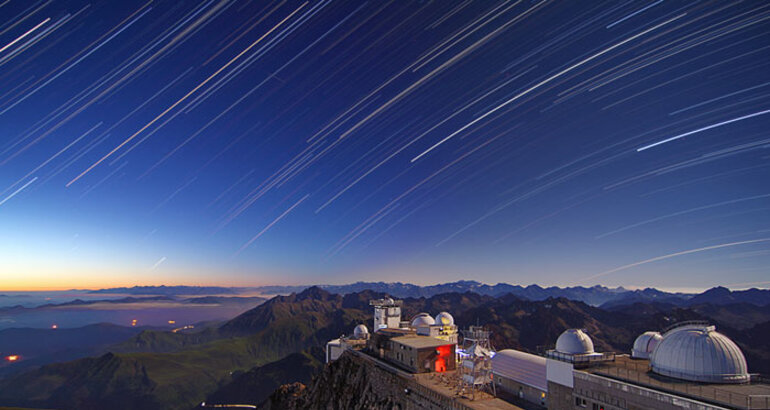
[353,324,369,339]
[411,312,435,328]
[650,325,749,384]
[555,329,594,355]
[631,331,662,359]
[435,311,454,326]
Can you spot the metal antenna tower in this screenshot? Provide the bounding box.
[457,325,496,400]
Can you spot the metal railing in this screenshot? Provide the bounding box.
[591,360,770,409]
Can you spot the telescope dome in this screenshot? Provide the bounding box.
[631,331,662,359]
[651,325,749,384]
[435,311,454,326]
[411,312,435,328]
[555,329,594,355]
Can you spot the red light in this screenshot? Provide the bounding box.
[5,355,19,362]
[51,324,58,329]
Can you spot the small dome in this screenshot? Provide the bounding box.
[385,297,395,305]
[651,325,749,384]
[555,329,594,355]
[411,312,435,328]
[435,311,454,326]
[353,324,369,339]
[631,331,662,359]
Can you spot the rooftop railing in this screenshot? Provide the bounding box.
[590,359,770,409]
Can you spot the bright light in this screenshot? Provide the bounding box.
[5,355,19,362]
[168,320,175,324]
[51,324,58,329]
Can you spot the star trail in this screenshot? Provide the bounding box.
[0,0,768,290]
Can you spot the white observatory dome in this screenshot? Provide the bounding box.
[435,311,454,326]
[555,329,595,355]
[631,331,662,359]
[385,297,395,305]
[651,325,749,384]
[411,312,436,328]
[353,324,369,339]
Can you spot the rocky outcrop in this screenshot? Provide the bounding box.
[265,351,475,410]
[265,351,402,409]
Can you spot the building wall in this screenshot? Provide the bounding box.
[494,375,546,407]
[573,372,728,410]
[548,381,576,410]
[387,341,456,373]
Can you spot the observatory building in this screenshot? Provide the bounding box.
[326,307,770,409]
[326,298,459,374]
[540,324,770,410]
[649,324,749,384]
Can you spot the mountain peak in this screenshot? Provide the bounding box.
[296,286,333,301]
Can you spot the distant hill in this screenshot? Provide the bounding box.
[88,285,239,296]
[0,323,144,378]
[686,286,770,306]
[0,287,367,410]
[88,281,770,309]
[204,348,323,407]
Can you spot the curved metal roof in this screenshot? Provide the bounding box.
[491,349,547,392]
[651,325,749,384]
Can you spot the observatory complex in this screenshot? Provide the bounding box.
[325,301,769,410]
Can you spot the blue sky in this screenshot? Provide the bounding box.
[0,0,768,290]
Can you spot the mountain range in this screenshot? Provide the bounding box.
[1,285,769,409]
[90,281,770,308]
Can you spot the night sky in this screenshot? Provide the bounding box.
[1,0,768,291]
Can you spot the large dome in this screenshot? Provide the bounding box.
[631,331,662,359]
[555,329,594,355]
[353,324,369,339]
[411,312,435,328]
[650,325,749,384]
[435,312,454,326]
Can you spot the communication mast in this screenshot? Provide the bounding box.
[458,325,495,399]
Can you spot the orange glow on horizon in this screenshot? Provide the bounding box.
[5,355,19,362]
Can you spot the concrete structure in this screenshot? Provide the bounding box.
[325,323,371,363]
[325,338,343,363]
[370,297,403,330]
[391,335,456,373]
[492,349,547,407]
[630,331,662,359]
